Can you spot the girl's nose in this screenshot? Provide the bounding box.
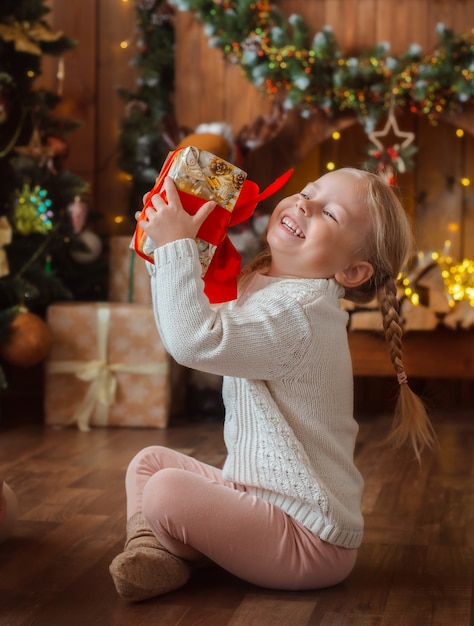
[297,198,312,216]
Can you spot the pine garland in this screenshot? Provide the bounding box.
[168,0,474,132]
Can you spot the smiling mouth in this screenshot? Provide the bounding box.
[281,217,305,238]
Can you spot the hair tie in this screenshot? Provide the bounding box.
[397,371,408,385]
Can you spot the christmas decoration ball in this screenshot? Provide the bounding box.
[69,229,102,264]
[67,196,88,234]
[0,311,52,368]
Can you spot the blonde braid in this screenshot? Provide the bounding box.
[378,277,405,378]
[378,277,437,463]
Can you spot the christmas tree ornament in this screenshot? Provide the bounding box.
[0,308,52,368]
[46,135,68,159]
[14,127,56,168]
[366,99,417,184]
[0,20,63,56]
[67,195,88,234]
[13,184,53,235]
[69,229,103,264]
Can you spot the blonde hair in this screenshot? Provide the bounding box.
[244,167,436,462]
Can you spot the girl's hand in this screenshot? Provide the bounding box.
[135,176,216,248]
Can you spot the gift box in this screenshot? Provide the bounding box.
[108,236,151,304]
[132,146,247,276]
[132,146,293,304]
[44,302,170,431]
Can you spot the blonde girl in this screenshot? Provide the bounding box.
[110,167,435,602]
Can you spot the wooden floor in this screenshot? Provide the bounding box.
[0,407,473,626]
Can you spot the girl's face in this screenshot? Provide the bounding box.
[266,169,374,287]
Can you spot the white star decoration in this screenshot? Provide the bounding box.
[368,109,415,152]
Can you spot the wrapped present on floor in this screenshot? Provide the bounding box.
[131,146,292,304]
[108,236,151,304]
[44,302,170,431]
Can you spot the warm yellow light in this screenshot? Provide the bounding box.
[120,40,129,49]
[460,177,471,187]
[326,161,335,171]
[114,216,125,224]
[331,131,341,140]
[456,128,464,138]
[27,70,35,78]
[447,223,460,232]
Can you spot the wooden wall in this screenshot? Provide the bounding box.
[38,0,474,259]
[39,0,137,236]
[174,0,474,130]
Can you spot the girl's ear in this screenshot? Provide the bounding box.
[335,261,374,288]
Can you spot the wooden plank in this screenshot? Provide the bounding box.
[37,0,98,196]
[348,328,474,378]
[95,0,137,235]
[1,411,473,624]
[415,117,464,258]
[375,0,431,53]
[38,0,136,235]
[428,0,474,36]
[462,133,474,259]
[174,11,217,129]
[325,0,362,52]
[174,11,273,136]
[282,0,327,30]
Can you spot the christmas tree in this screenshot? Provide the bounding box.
[0,0,108,378]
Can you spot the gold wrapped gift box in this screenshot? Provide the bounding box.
[133,146,247,276]
[44,302,170,430]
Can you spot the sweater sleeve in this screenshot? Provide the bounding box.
[148,238,328,380]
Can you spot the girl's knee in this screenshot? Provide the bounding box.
[125,445,169,481]
[142,468,189,522]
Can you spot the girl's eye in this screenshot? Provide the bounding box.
[300,192,310,200]
[323,210,337,222]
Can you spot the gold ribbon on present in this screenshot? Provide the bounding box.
[47,304,168,431]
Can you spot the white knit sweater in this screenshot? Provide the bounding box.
[147,238,364,549]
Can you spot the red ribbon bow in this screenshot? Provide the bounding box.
[133,148,293,303]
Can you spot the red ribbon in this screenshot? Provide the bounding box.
[132,148,293,303]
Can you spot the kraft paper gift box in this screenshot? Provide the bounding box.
[108,236,152,304]
[44,302,170,431]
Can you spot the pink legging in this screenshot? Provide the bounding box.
[125,445,357,590]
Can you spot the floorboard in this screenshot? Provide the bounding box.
[0,409,473,625]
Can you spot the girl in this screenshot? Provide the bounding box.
[110,168,435,601]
